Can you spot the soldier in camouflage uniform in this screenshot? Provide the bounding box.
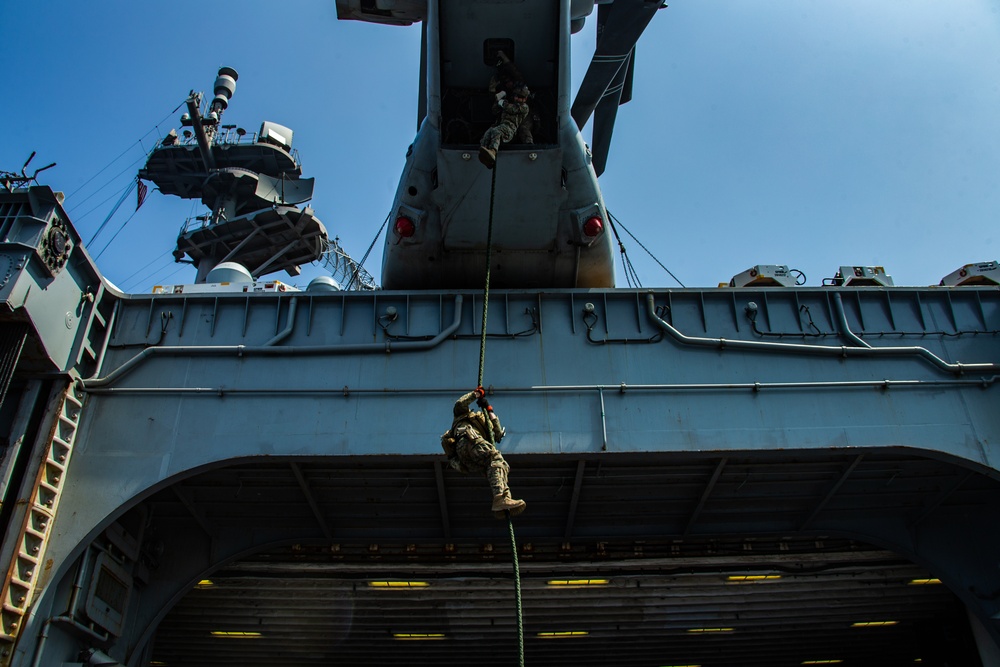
[441,388,526,518]
[478,83,531,169]
[488,51,533,145]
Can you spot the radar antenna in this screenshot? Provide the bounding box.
[319,237,378,290]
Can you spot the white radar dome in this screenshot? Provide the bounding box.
[307,276,341,292]
[206,262,253,284]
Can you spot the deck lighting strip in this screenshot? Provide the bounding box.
[908,578,942,585]
[368,581,430,588]
[393,633,445,640]
[537,631,589,638]
[851,621,899,627]
[686,628,733,634]
[210,631,262,638]
[546,579,609,586]
[801,661,843,665]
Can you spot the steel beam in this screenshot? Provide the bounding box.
[563,460,587,541]
[434,461,451,541]
[684,458,727,535]
[171,485,216,538]
[799,455,864,531]
[290,462,333,540]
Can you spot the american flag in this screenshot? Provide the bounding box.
[136,178,148,211]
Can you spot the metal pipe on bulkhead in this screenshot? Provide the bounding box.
[77,295,464,390]
[646,293,1000,376]
[262,296,298,347]
[831,293,872,349]
[79,377,1000,397]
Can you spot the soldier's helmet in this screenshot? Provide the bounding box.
[513,83,530,99]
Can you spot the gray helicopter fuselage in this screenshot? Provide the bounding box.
[364,0,615,289]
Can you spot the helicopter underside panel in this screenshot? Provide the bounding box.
[382,141,614,290]
[437,147,565,250]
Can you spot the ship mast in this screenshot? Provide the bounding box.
[140,67,329,284]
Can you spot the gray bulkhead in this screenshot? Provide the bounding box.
[6,274,1000,664]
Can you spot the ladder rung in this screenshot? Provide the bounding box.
[36,481,59,494]
[57,414,78,428]
[3,601,24,616]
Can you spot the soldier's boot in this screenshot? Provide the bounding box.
[492,491,526,519]
[478,146,496,169]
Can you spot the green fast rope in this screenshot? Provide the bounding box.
[509,514,525,666]
[477,158,498,398]
[478,157,526,667]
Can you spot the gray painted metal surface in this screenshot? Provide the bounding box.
[10,274,999,665]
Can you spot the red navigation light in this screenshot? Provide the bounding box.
[395,217,416,238]
[583,216,603,237]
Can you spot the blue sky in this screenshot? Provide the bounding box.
[3,0,1000,291]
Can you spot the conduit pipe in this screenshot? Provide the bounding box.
[78,295,464,390]
[30,548,111,667]
[262,296,299,346]
[831,293,872,349]
[91,299,120,375]
[646,293,1000,376]
[80,377,999,396]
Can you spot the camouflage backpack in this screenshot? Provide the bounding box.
[440,430,458,459]
[441,430,467,472]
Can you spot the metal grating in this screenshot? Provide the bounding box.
[0,324,27,410]
[0,200,28,240]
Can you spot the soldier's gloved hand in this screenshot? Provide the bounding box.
[495,426,506,442]
[475,386,486,398]
[477,396,491,410]
[496,91,506,101]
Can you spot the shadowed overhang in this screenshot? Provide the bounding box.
[145,450,989,666]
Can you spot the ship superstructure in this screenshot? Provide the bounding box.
[139,67,328,285]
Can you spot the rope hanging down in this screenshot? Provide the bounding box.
[509,506,525,665]
[478,159,526,667]
[477,161,498,393]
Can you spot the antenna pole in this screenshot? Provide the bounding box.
[185,94,218,172]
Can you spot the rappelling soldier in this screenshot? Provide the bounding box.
[441,388,526,518]
[479,78,531,169]
[488,50,534,145]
